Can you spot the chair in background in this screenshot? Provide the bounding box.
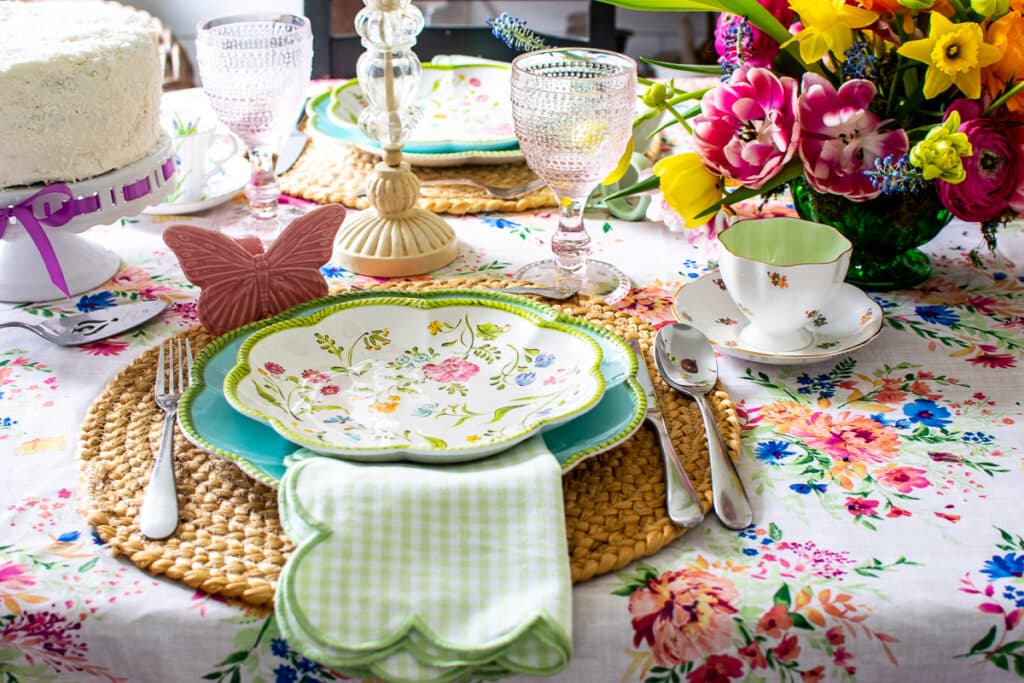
[304,0,628,78]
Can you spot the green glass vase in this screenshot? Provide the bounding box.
[789,177,954,290]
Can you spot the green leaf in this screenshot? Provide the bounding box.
[1015,653,1024,676]
[253,383,283,411]
[772,584,791,607]
[992,653,1009,670]
[789,612,813,630]
[490,403,528,423]
[419,434,448,449]
[230,667,242,683]
[77,557,98,573]
[602,173,659,202]
[639,57,721,75]
[768,522,782,541]
[696,160,805,218]
[602,222,613,234]
[216,651,250,667]
[201,673,222,681]
[996,641,1024,654]
[970,626,998,654]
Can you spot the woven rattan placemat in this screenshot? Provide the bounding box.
[278,135,555,215]
[279,132,663,216]
[80,279,740,607]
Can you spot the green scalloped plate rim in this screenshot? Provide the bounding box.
[178,288,646,487]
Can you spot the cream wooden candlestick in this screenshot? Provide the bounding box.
[331,0,458,276]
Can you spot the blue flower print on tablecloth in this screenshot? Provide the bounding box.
[613,524,909,682]
[742,359,1014,530]
[881,274,1024,369]
[959,527,1024,677]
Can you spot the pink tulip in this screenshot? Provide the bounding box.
[692,66,800,189]
[797,73,908,200]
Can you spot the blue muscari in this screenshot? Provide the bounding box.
[867,154,927,195]
[486,12,549,52]
[843,40,879,83]
[717,19,754,80]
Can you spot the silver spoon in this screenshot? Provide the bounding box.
[654,322,754,530]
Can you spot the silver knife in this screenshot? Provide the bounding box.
[274,100,309,176]
[627,338,705,528]
[0,300,167,346]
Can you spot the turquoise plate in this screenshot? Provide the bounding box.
[179,288,646,487]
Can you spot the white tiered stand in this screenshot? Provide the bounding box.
[0,133,175,303]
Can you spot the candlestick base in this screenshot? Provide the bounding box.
[332,161,458,277]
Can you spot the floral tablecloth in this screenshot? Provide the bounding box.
[1,194,1023,683]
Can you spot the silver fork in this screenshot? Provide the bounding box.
[139,337,192,540]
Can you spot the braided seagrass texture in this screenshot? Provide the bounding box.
[79,278,740,607]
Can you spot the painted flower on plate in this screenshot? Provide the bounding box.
[422,357,480,383]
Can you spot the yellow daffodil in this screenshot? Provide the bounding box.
[784,0,879,63]
[908,111,973,182]
[653,153,723,229]
[897,13,1002,99]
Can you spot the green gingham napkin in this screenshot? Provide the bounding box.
[274,436,573,682]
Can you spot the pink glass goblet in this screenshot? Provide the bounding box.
[510,48,637,304]
[195,13,312,231]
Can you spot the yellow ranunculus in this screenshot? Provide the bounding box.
[897,12,1003,99]
[653,153,723,229]
[971,0,1009,17]
[908,112,973,183]
[785,0,879,63]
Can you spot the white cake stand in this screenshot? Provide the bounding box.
[0,133,175,303]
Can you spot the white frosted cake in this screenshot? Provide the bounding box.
[0,1,163,188]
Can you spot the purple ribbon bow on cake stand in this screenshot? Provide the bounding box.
[0,135,175,303]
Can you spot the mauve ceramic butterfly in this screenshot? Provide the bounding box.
[163,204,346,336]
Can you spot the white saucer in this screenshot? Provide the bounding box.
[672,272,884,365]
[144,156,247,215]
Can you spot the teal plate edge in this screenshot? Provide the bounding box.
[178,288,647,488]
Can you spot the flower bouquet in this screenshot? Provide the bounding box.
[591,0,1024,286]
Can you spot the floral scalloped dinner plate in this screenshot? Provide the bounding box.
[307,59,525,167]
[223,296,607,462]
[179,289,645,485]
[325,59,516,154]
[672,272,884,366]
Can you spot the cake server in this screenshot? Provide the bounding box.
[627,338,705,528]
[0,300,167,346]
[275,101,309,175]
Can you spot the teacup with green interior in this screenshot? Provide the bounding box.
[717,217,852,353]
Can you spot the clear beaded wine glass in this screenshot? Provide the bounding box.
[510,49,637,304]
[195,13,312,226]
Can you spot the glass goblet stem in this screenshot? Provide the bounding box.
[551,196,592,274]
[245,146,279,219]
